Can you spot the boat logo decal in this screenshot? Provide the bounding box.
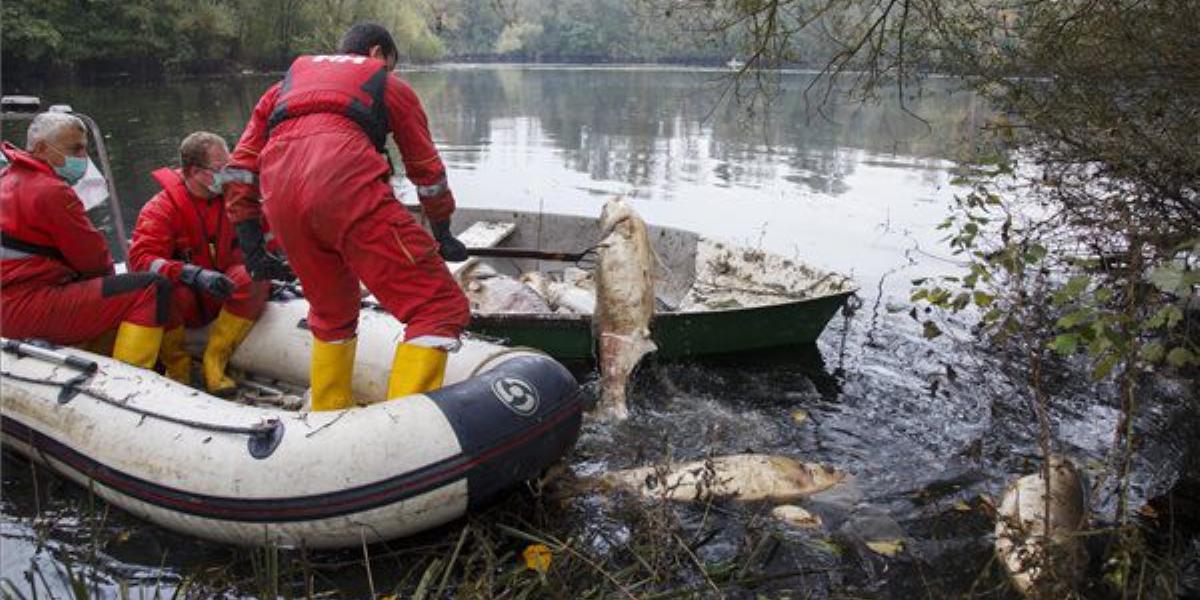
[491,377,539,416]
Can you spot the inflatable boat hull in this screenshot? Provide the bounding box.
[1,300,583,548]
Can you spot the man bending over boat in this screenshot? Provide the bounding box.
[0,112,172,367]
[223,22,470,410]
[128,132,273,395]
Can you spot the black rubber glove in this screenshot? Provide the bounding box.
[180,264,234,300]
[235,220,297,282]
[431,220,468,262]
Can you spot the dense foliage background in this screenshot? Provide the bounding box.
[1,0,766,78]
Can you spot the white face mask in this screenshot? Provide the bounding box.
[71,157,109,211]
[207,168,230,195]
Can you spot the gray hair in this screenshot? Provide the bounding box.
[26,112,87,151]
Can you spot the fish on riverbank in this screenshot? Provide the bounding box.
[597,454,845,503]
[994,456,1088,597]
[593,197,657,420]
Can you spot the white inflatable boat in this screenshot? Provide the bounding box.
[0,298,583,549]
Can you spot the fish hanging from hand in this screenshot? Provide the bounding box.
[593,197,657,420]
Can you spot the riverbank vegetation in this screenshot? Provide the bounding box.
[3,0,742,80]
[662,0,1199,595]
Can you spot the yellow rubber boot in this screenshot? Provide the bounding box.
[387,343,448,399]
[112,322,164,369]
[311,337,356,411]
[160,326,193,384]
[203,309,255,396]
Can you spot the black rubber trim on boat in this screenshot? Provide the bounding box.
[247,419,285,459]
[425,354,583,510]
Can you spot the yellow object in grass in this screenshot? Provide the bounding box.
[522,543,552,573]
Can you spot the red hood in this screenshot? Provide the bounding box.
[1,142,55,176]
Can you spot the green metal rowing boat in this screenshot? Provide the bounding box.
[444,207,858,363]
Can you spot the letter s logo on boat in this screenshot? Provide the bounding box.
[491,377,539,416]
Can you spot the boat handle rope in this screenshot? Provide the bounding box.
[1,339,285,459]
[2,338,98,403]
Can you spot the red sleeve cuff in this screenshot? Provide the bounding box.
[420,189,455,222]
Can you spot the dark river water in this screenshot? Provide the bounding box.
[1,65,1196,598]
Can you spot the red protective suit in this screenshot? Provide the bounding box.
[226,55,468,342]
[0,143,170,343]
[128,168,268,326]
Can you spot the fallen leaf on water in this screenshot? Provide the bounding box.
[953,500,972,512]
[865,539,904,557]
[523,543,552,573]
[791,409,808,425]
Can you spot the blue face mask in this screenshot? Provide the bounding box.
[55,155,88,186]
[46,142,88,185]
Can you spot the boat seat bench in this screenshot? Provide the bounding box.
[446,221,517,278]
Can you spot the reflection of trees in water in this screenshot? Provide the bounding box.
[412,68,985,195]
[18,68,987,246]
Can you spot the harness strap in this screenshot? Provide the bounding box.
[0,234,65,261]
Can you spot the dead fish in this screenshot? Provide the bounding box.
[562,266,595,289]
[518,271,554,299]
[598,454,845,503]
[593,197,656,420]
[772,504,823,529]
[994,456,1087,597]
[520,271,596,314]
[547,281,595,314]
[463,266,551,314]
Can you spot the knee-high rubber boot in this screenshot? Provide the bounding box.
[112,322,164,369]
[160,326,193,384]
[203,309,255,396]
[311,337,356,411]
[387,343,448,399]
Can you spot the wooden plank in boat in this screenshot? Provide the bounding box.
[447,221,516,278]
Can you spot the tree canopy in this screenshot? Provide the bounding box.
[1,0,756,78]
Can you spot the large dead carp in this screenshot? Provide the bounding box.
[593,197,657,420]
[598,454,845,503]
[994,456,1088,597]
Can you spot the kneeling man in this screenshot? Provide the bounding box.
[129,132,271,395]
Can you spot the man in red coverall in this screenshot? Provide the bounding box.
[1,112,172,367]
[128,132,271,394]
[225,22,470,410]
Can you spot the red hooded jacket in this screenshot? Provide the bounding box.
[128,168,241,282]
[0,142,114,288]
